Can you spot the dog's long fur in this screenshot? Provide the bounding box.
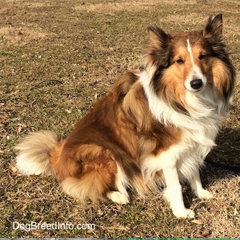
[15,14,235,218]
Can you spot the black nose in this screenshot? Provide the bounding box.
[190,79,203,90]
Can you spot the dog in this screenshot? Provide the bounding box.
[15,14,235,218]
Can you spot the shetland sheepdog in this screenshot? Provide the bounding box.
[15,14,235,218]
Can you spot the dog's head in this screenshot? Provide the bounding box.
[143,14,235,115]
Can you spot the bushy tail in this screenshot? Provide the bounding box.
[15,130,61,175]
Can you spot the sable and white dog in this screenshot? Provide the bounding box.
[15,14,235,218]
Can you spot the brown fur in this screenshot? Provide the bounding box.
[49,71,181,201]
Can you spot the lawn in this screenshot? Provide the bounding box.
[0,0,239,238]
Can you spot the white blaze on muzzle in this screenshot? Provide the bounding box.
[184,39,207,92]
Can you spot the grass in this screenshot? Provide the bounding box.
[0,0,240,238]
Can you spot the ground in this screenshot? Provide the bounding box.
[0,0,240,238]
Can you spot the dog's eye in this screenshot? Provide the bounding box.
[176,59,184,64]
[199,54,207,60]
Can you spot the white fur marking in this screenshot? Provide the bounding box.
[187,39,194,64]
[190,170,213,199]
[139,70,224,143]
[163,167,195,218]
[15,131,58,175]
[142,145,182,183]
[115,164,129,199]
[185,39,207,92]
[107,191,129,204]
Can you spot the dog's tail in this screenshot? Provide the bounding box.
[15,130,61,176]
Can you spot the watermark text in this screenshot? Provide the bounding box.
[13,221,95,232]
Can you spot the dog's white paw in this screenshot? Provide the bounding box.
[173,208,195,219]
[195,189,213,199]
[107,191,129,204]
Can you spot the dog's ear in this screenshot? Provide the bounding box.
[203,14,223,40]
[147,26,170,49]
[146,26,171,68]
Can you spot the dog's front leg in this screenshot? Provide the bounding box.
[163,167,195,218]
[190,170,213,199]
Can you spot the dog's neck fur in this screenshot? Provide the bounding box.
[138,69,227,146]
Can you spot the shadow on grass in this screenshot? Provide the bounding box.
[181,127,240,208]
[204,127,240,179]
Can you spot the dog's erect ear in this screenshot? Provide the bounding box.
[147,26,170,49]
[203,14,223,40]
[145,26,171,68]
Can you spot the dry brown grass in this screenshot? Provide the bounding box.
[75,0,161,13]
[0,26,48,47]
[0,0,240,238]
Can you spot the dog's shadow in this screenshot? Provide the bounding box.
[184,127,240,208]
[203,127,240,181]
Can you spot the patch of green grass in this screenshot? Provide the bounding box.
[1,0,240,238]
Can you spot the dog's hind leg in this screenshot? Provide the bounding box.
[106,191,129,204]
[61,159,130,203]
[107,164,129,204]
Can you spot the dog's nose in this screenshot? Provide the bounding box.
[190,79,203,90]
